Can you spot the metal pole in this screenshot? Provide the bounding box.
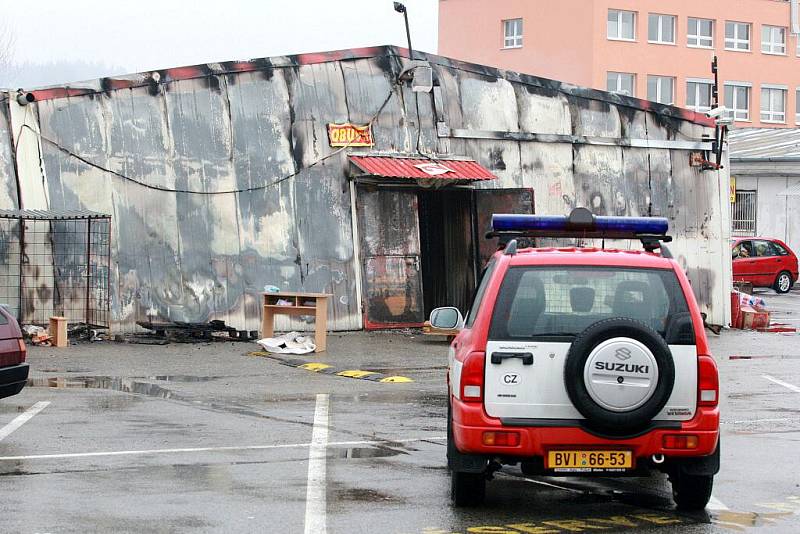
[86,218,91,326]
[17,217,24,323]
[394,2,415,60]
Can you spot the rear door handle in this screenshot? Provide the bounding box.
[490,352,533,365]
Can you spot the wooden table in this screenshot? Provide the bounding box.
[261,292,332,352]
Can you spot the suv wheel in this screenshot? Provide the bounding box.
[774,271,793,294]
[564,318,676,433]
[671,472,714,510]
[451,470,485,507]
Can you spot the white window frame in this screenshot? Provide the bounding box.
[761,25,786,55]
[607,72,636,97]
[686,79,713,113]
[725,21,751,51]
[724,82,751,121]
[797,89,800,124]
[648,14,676,45]
[647,75,675,105]
[503,18,523,49]
[761,85,787,123]
[608,9,636,41]
[687,17,714,48]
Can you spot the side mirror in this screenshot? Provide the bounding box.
[429,307,464,330]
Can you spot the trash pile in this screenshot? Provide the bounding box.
[731,290,770,330]
[22,325,51,346]
[256,332,316,354]
[133,320,257,343]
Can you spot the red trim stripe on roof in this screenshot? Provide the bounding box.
[349,155,496,181]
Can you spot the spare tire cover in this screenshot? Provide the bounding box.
[564,318,676,433]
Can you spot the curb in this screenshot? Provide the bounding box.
[248,351,414,383]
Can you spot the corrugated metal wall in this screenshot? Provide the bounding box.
[0,47,731,331]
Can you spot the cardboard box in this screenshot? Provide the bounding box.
[740,306,770,330]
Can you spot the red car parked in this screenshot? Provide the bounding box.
[732,238,798,294]
[0,306,28,399]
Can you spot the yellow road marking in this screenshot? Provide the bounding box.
[300,363,333,372]
[336,370,377,378]
[379,376,413,383]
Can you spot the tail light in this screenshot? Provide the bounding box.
[460,351,485,402]
[697,355,718,407]
[663,434,698,449]
[482,431,520,446]
[17,339,27,362]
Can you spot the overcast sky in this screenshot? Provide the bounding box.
[3,0,439,84]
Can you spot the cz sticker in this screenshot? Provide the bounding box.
[502,373,520,385]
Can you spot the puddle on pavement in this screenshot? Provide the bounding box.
[332,487,403,503]
[710,510,793,529]
[26,376,183,400]
[145,375,222,382]
[329,447,406,460]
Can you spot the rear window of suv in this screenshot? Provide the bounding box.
[489,266,690,342]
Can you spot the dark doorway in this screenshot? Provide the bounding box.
[418,189,475,316]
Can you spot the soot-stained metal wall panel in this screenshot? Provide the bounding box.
[33,63,366,331]
[7,47,730,328]
[427,62,729,323]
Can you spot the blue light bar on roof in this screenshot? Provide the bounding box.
[491,208,668,239]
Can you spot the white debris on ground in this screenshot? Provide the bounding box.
[256,332,316,354]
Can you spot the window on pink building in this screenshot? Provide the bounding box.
[648,14,676,44]
[725,22,751,51]
[607,72,635,96]
[688,18,714,48]
[724,84,751,121]
[761,26,787,55]
[686,80,713,112]
[647,76,675,104]
[503,19,523,48]
[608,10,636,41]
[761,86,787,123]
[796,89,800,124]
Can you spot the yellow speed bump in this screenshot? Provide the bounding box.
[379,376,413,383]
[336,370,377,379]
[300,363,333,372]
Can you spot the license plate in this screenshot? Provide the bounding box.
[547,450,633,472]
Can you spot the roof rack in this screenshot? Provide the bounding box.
[489,207,673,255]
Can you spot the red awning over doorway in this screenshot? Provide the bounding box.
[349,155,497,181]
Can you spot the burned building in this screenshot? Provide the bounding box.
[0,46,732,331]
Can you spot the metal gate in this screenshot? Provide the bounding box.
[732,190,757,236]
[0,210,111,327]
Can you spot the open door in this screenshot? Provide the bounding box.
[474,188,535,267]
[356,186,425,329]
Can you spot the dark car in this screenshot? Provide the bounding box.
[0,306,29,399]
[732,238,799,294]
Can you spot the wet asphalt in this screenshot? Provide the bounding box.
[1,290,799,533]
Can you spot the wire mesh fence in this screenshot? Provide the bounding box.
[0,210,111,328]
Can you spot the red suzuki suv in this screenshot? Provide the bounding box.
[431,208,720,510]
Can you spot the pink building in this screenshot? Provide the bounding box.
[439,0,800,128]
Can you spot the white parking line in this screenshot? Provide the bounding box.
[304,393,329,534]
[707,495,730,511]
[0,436,445,462]
[762,375,800,393]
[0,401,50,442]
